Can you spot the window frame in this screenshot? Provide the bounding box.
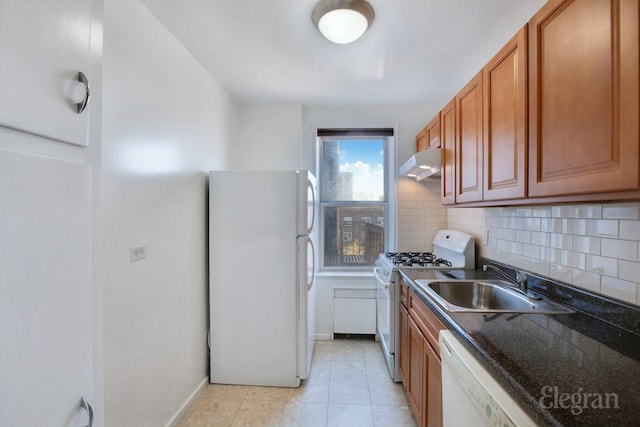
[317,131,394,272]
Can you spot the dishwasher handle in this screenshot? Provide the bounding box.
[439,332,452,360]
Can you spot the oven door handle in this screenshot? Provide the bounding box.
[374,267,390,289]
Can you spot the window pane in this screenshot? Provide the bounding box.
[321,139,385,201]
[323,206,385,267]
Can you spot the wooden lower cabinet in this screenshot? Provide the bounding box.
[398,302,409,383]
[399,280,444,427]
[425,338,443,427]
[407,315,426,423]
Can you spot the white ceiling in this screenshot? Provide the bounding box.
[139,0,547,106]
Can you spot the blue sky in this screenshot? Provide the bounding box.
[338,139,384,166]
[337,139,385,200]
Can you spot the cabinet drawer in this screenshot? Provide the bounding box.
[408,289,445,355]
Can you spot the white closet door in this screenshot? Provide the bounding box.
[0,149,94,426]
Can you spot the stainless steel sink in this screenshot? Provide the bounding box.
[415,279,575,314]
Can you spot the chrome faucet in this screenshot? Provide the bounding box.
[482,264,540,300]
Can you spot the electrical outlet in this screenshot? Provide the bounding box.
[482,229,490,246]
[130,245,147,262]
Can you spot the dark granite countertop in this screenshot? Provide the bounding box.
[399,266,640,427]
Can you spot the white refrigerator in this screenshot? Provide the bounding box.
[208,170,316,387]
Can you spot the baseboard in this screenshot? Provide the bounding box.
[164,377,208,427]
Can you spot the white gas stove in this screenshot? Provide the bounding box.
[374,229,475,381]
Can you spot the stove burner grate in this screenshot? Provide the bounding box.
[386,252,452,267]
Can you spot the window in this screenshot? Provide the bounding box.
[318,129,392,269]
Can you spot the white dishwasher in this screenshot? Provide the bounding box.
[439,330,537,427]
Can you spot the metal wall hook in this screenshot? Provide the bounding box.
[75,72,90,114]
[80,396,94,427]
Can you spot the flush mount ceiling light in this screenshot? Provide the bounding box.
[312,0,375,44]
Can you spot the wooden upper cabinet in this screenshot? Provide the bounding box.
[440,98,456,205]
[528,0,640,197]
[483,26,528,201]
[416,127,428,152]
[417,114,441,152]
[456,71,484,203]
[425,113,441,148]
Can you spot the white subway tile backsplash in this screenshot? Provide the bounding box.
[516,230,532,244]
[549,264,572,282]
[585,255,618,277]
[398,180,447,251]
[497,239,510,252]
[531,207,552,217]
[552,206,574,218]
[562,218,587,235]
[523,217,541,231]
[618,260,640,283]
[523,244,540,259]
[586,219,618,238]
[549,233,573,250]
[601,276,637,305]
[529,259,551,277]
[531,231,550,247]
[486,216,501,228]
[575,205,603,219]
[619,220,640,241]
[509,241,524,255]
[501,207,518,217]
[572,269,601,293]
[437,202,640,307]
[541,247,562,264]
[601,238,637,261]
[541,218,563,233]
[602,202,640,220]
[503,228,517,241]
[491,228,503,239]
[509,217,524,229]
[562,251,585,269]
[573,236,601,255]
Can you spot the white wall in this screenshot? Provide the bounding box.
[102,0,232,426]
[448,203,640,307]
[229,103,302,170]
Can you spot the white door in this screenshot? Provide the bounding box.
[0,0,93,146]
[0,149,95,426]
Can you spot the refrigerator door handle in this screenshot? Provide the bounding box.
[307,238,316,291]
[307,178,316,234]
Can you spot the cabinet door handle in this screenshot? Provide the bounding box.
[75,71,90,114]
[80,396,94,427]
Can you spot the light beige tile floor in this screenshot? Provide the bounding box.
[177,338,417,427]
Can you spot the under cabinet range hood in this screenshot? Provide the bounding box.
[399,148,442,181]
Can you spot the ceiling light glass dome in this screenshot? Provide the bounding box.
[312,0,375,44]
